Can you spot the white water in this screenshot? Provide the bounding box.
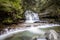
[0,24,60,40]
[37,38,46,40]
[25,10,39,23]
[0,10,60,40]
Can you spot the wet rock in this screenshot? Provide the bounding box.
[26,25,31,27]
[34,21,40,23]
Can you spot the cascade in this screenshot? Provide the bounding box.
[0,10,60,40]
[25,10,39,23]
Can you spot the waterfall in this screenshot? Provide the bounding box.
[25,10,39,23]
[0,10,60,40]
[0,24,60,40]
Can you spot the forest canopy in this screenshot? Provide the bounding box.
[0,0,60,24]
[0,0,23,24]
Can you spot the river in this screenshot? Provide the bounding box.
[0,10,60,40]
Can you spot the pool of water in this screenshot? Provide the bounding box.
[0,23,60,40]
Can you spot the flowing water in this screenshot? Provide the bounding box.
[0,10,60,40]
[25,10,39,23]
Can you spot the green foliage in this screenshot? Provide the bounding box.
[22,0,36,10]
[0,0,60,24]
[0,0,24,24]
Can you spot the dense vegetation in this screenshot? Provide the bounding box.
[0,0,60,24]
[0,0,23,24]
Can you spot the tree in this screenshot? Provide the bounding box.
[0,0,24,24]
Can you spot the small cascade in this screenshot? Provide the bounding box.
[0,24,60,40]
[0,10,60,40]
[25,10,39,23]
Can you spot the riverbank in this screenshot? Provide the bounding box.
[0,23,60,40]
[0,23,60,35]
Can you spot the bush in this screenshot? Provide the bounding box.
[0,0,24,24]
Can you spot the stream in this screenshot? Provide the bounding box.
[0,10,60,40]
